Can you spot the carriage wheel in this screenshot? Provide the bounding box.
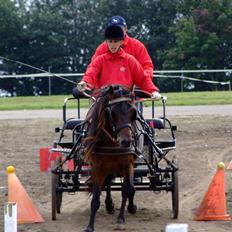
[51,157,63,220]
[171,159,179,219]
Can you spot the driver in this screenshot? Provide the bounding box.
[77,24,160,99]
[92,16,154,81]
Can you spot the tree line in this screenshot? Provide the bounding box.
[0,0,231,95]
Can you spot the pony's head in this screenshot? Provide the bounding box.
[86,85,137,150]
[105,85,137,147]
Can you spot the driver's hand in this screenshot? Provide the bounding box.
[151,91,161,100]
[77,81,87,92]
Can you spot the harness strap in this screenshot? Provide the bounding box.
[101,127,117,144]
[108,97,132,105]
[92,146,136,156]
[115,123,132,132]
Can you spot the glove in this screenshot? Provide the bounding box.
[151,91,161,100]
[77,81,87,92]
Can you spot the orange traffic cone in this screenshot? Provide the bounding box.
[227,160,232,170]
[194,162,231,221]
[7,166,44,224]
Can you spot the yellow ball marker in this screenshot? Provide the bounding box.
[217,162,225,170]
[6,166,15,174]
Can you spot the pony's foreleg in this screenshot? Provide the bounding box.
[127,185,137,214]
[104,175,114,214]
[116,175,134,229]
[84,185,101,232]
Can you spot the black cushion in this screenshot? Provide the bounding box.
[145,118,164,129]
[64,118,84,130]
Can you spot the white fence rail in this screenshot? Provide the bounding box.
[0,69,231,94]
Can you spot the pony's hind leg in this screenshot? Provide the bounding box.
[84,184,101,232]
[104,175,115,214]
[116,175,134,230]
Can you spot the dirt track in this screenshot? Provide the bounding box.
[1,107,232,231]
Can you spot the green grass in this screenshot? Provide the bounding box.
[159,91,232,106]
[0,95,89,110]
[0,91,232,110]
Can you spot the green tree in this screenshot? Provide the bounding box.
[163,0,232,91]
[0,0,26,95]
[2,0,230,95]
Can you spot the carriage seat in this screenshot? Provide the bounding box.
[145,118,164,129]
[64,118,84,130]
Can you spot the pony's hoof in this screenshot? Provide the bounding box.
[106,202,115,214]
[127,204,137,214]
[114,223,126,230]
[84,227,94,232]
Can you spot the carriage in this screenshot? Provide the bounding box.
[50,85,178,229]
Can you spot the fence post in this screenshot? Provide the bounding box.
[48,67,51,96]
[181,72,184,92]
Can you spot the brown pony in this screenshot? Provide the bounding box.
[84,85,137,232]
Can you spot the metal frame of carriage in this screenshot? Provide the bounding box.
[50,89,178,221]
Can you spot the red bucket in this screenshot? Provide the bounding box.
[39,147,61,172]
[68,159,74,171]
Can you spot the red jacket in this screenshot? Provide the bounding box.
[83,49,158,93]
[92,34,154,79]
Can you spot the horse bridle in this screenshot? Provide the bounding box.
[104,97,135,138]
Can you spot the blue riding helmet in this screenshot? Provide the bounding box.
[108,15,127,28]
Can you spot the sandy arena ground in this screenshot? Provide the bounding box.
[1,106,232,232]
